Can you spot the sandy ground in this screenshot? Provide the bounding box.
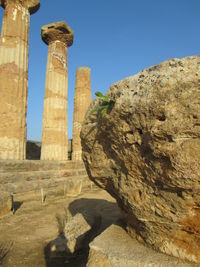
[0,187,121,267]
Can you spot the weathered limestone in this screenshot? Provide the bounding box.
[87,225,195,267]
[0,0,40,159]
[41,22,73,160]
[72,67,92,161]
[81,56,200,263]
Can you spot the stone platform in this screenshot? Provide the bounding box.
[87,225,196,267]
[0,160,90,195]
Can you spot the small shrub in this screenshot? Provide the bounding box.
[91,91,115,117]
[0,242,13,265]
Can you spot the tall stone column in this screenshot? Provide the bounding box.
[0,0,40,160]
[41,21,73,161]
[72,67,92,161]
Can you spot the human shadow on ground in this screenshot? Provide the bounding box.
[44,198,123,267]
[44,234,76,267]
[12,201,23,214]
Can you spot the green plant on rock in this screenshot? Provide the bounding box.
[91,91,115,117]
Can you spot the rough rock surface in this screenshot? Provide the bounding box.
[41,21,73,46]
[87,225,195,267]
[0,191,11,217]
[81,56,200,263]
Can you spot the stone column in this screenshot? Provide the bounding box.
[0,0,40,160]
[41,21,73,161]
[72,67,92,161]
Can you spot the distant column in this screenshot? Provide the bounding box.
[41,21,73,160]
[72,67,92,161]
[0,0,40,159]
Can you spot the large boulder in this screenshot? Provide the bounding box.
[81,56,200,263]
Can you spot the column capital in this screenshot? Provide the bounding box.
[0,0,40,14]
[77,66,91,73]
[41,21,74,47]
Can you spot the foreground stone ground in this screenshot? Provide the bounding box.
[0,187,121,267]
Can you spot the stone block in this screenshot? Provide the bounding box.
[87,225,195,267]
[50,212,101,255]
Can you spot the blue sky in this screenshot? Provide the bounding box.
[0,0,199,141]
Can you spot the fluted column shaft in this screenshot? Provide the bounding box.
[72,67,92,161]
[41,41,68,160]
[0,2,30,159]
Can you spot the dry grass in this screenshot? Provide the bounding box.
[0,242,13,265]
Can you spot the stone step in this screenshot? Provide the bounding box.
[0,160,85,173]
[0,174,89,194]
[0,170,87,184]
[0,160,90,197]
[0,167,87,177]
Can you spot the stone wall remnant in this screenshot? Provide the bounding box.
[81,56,200,263]
[0,0,40,159]
[72,67,92,161]
[41,21,73,160]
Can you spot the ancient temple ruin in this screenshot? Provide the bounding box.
[0,0,40,160]
[40,21,73,161]
[72,67,92,161]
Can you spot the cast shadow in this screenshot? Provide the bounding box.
[12,201,23,214]
[68,198,123,233]
[44,234,75,267]
[44,198,123,267]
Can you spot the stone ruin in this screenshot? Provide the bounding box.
[0,2,92,217]
[0,4,91,162]
[0,1,199,266]
[41,21,73,161]
[0,0,40,160]
[72,67,92,161]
